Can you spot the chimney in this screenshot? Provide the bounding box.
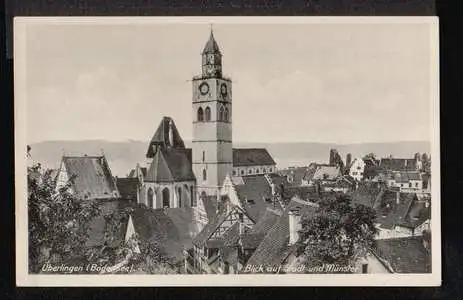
[396,191,400,205]
[288,208,302,245]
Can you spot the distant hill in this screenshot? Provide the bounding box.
[28,140,431,177]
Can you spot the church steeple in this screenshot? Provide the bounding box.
[192,27,233,197]
[202,26,222,78]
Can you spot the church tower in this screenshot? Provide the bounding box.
[192,28,233,197]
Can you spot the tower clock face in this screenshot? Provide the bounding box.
[220,83,228,97]
[199,82,209,95]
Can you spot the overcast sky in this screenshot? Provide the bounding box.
[21,18,436,144]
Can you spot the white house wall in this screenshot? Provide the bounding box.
[349,159,366,181]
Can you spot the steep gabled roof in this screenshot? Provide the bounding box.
[61,155,120,200]
[376,191,416,229]
[234,175,283,222]
[312,165,341,181]
[278,167,312,186]
[146,117,185,158]
[240,232,266,249]
[393,171,421,183]
[86,201,194,262]
[115,177,139,200]
[245,198,319,269]
[145,148,195,183]
[192,205,251,248]
[192,207,233,248]
[375,237,431,273]
[251,207,282,234]
[233,148,276,167]
[379,158,417,172]
[350,182,384,208]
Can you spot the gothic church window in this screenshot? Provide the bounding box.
[191,186,196,207]
[219,106,225,121]
[147,188,154,208]
[197,107,204,122]
[178,187,182,207]
[205,107,211,121]
[224,107,229,122]
[162,188,170,208]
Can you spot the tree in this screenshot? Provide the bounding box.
[329,149,344,170]
[363,152,377,162]
[28,163,101,273]
[28,161,176,274]
[86,203,178,274]
[297,194,377,271]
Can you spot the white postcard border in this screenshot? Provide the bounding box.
[14,16,441,287]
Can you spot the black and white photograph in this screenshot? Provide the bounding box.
[14,17,440,286]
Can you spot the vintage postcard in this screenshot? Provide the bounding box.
[15,17,440,286]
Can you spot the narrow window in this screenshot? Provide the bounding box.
[224,107,229,122]
[191,186,196,207]
[147,188,154,208]
[219,106,225,121]
[269,168,273,172]
[178,187,182,208]
[232,170,237,176]
[162,188,170,208]
[202,151,205,162]
[205,107,211,121]
[241,170,244,175]
[197,107,204,122]
[248,169,252,174]
[203,169,207,181]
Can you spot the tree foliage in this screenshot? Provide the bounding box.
[329,149,344,170]
[28,163,101,273]
[297,194,377,270]
[28,163,176,274]
[363,152,377,162]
